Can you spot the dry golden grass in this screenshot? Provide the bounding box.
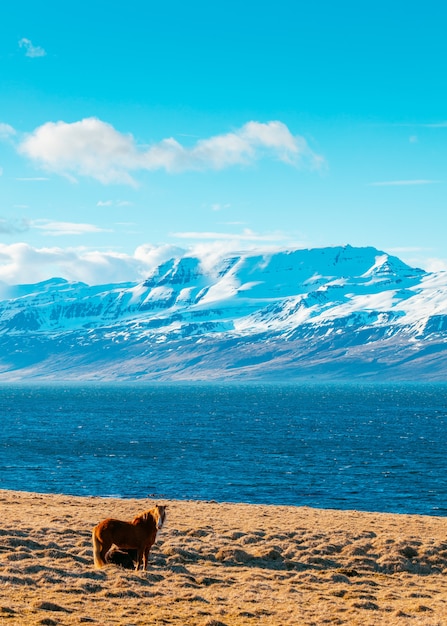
[1,490,447,625]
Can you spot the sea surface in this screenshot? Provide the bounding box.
[1,382,446,516]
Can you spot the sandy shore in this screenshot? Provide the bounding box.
[1,490,447,625]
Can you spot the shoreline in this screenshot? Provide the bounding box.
[1,489,447,624]
[2,486,444,519]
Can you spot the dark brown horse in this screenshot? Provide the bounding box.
[92,505,166,570]
[106,547,138,569]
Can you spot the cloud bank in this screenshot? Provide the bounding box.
[0,239,443,288]
[0,243,172,286]
[18,118,324,184]
[0,239,293,286]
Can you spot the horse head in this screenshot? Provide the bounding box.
[154,504,167,529]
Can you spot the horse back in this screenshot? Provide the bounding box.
[95,517,155,549]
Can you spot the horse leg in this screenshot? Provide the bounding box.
[143,546,151,570]
[135,549,143,571]
[102,542,113,563]
[100,540,112,566]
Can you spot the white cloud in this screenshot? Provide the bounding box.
[134,243,186,268]
[19,118,138,185]
[387,248,447,272]
[423,258,447,272]
[0,243,187,285]
[0,244,132,285]
[18,117,325,185]
[31,220,110,236]
[369,179,441,186]
[0,123,16,140]
[18,38,46,58]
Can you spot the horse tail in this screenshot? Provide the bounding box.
[92,526,106,568]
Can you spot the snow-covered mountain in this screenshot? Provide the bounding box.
[1,245,446,381]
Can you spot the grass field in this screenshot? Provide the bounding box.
[1,490,447,625]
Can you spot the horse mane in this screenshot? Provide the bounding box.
[132,510,154,524]
[132,505,165,525]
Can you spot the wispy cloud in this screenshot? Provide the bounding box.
[394,121,447,129]
[211,203,231,212]
[368,179,441,187]
[16,177,49,181]
[385,247,447,273]
[32,220,110,236]
[418,122,447,128]
[171,229,291,243]
[18,38,46,58]
[18,117,325,185]
[423,258,447,272]
[0,218,30,234]
[0,123,16,140]
[97,199,133,207]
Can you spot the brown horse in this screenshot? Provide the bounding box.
[92,505,166,570]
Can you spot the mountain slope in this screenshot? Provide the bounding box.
[0,245,446,381]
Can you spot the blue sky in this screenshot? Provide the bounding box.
[1,1,446,284]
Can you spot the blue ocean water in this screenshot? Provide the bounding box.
[0,382,446,516]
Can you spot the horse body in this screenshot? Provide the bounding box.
[92,505,166,570]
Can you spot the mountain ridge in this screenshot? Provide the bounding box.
[0,244,446,381]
